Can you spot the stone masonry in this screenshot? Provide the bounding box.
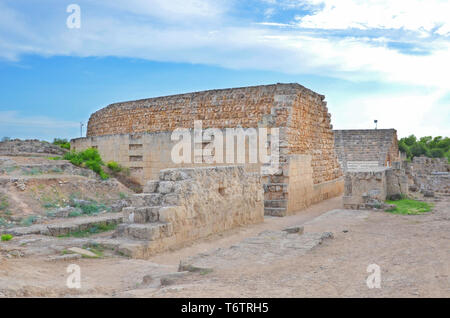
[343,162,409,210]
[113,166,264,258]
[334,129,400,171]
[407,157,450,194]
[72,83,344,216]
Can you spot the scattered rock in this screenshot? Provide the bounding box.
[110,200,129,212]
[67,247,98,258]
[48,254,82,262]
[387,193,403,201]
[283,226,304,235]
[178,261,213,274]
[53,207,77,218]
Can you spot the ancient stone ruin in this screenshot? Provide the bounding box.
[406,157,449,195]
[72,83,344,218]
[334,129,400,171]
[113,166,264,258]
[334,129,408,209]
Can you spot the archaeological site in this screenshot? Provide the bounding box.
[0,83,448,298]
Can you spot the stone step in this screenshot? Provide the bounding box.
[115,222,174,241]
[264,191,288,200]
[264,207,287,217]
[130,193,162,207]
[45,214,123,237]
[264,199,288,208]
[263,183,288,193]
[122,206,160,224]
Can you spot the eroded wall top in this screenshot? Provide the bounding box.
[334,129,400,170]
[86,83,323,137]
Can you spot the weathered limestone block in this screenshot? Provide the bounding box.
[115,165,264,258]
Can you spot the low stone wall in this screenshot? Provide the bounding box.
[343,164,408,210]
[114,166,264,258]
[407,157,450,194]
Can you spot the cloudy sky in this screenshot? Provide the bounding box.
[0,0,449,140]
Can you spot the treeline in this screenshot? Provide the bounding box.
[399,135,450,162]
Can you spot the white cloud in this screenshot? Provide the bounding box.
[0,111,81,141]
[0,111,79,129]
[104,0,230,22]
[295,0,450,35]
[0,1,449,91]
[331,90,450,138]
[0,1,449,138]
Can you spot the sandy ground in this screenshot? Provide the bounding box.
[0,195,448,298]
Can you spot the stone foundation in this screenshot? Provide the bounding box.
[264,155,343,216]
[343,164,408,210]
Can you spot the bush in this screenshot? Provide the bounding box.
[53,138,70,150]
[1,234,13,241]
[107,161,123,173]
[63,148,109,180]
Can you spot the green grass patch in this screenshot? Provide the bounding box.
[1,234,13,241]
[119,192,128,200]
[58,223,117,238]
[0,194,9,211]
[23,167,43,176]
[3,166,18,173]
[20,215,38,226]
[47,156,62,160]
[385,199,433,215]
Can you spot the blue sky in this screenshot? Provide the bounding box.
[1,0,449,141]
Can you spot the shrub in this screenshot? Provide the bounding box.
[63,148,109,180]
[107,161,122,173]
[53,138,70,150]
[1,234,13,241]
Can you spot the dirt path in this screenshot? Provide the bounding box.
[1,195,449,297]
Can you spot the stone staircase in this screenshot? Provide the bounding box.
[113,172,185,243]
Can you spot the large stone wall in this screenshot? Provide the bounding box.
[334,129,400,171]
[71,131,262,185]
[265,154,343,215]
[114,166,264,258]
[73,83,344,216]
